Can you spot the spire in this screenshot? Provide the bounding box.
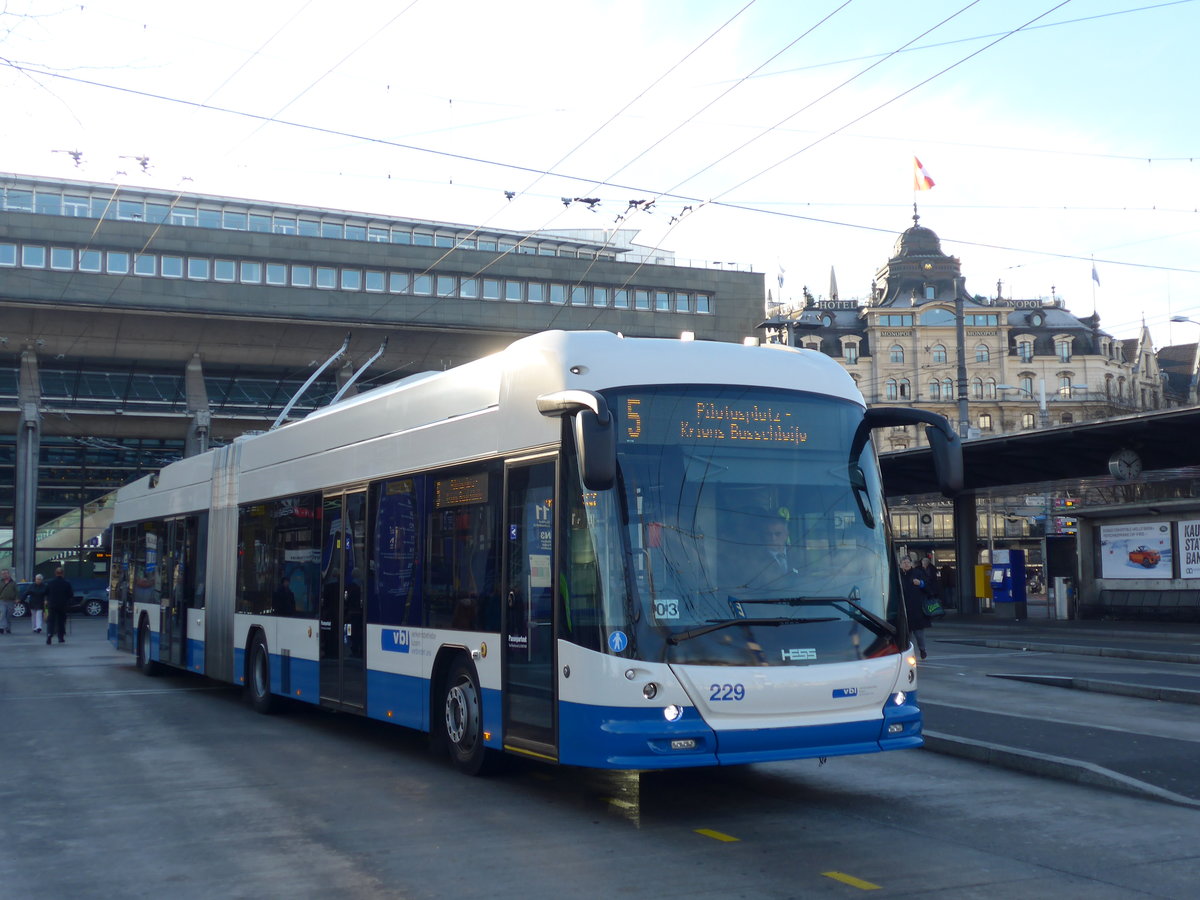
[913,202,920,227]
[829,266,839,301]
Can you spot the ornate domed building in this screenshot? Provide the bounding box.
[764,210,1164,451]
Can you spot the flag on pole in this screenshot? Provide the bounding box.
[1091,263,1101,286]
[913,156,935,191]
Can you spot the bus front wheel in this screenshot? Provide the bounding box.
[443,658,490,775]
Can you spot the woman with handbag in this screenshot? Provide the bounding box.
[23,574,48,633]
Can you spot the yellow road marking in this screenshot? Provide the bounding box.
[822,871,881,890]
[694,828,740,842]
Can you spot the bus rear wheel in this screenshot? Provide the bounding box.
[248,634,275,715]
[443,658,490,775]
[136,621,158,676]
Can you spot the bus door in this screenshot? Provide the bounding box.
[158,519,190,669]
[319,489,367,710]
[502,458,558,757]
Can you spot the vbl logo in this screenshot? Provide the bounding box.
[382,628,410,653]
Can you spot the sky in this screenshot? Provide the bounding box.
[2,0,1198,345]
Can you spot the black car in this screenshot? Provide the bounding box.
[12,581,108,619]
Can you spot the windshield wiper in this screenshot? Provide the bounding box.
[667,616,837,645]
[730,594,896,637]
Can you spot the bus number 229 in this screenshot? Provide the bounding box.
[709,683,746,701]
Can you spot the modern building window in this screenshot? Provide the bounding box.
[368,227,389,243]
[594,287,610,308]
[413,232,433,247]
[695,294,711,314]
[248,214,272,233]
[341,269,362,291]
[273,216,297,235]
[482,279,501,301]
[106,251,130,274]
[161,256,183,278]
[614,289,629,309]
[573,286,590,307]
[389,272,409,293]
[527,282,545,304]
[413,274,433,295]
[505,280,523,302]
[364,270,385,292]
[635,290,651,310]
[267,264,289,286]
[655,291,671,312]
[187,258,210,280]
[391,228,411,244]
[222,211,247,230]
[460,278,478,299]
[241,261,263,284]
[51,247,73,270]
[315,266,336,289]
[931,344,947,364]
[321,222,343,239]
[298,219,320,237]
[64,195,89,217]
[674,292,689,312]
[889,344,904,364]
[291,265,313,288]
[21,245,46,268]
[210,259,234,282]
[550,284,566,305]
[345,224,366,242]
[79,250,101,272]
[196,208,219,228]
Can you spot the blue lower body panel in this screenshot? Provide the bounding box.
[557,693,922,769]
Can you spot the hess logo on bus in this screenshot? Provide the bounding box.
[781,648,817,661]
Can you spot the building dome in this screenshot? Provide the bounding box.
[893,222,943,258]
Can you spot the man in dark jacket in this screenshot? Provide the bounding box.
[45,568,73,644]
[899,556,932,660]
[23,574,49,633]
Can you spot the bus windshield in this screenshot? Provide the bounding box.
[567,385,900,667]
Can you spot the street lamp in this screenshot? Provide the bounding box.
[1169,316,1200,403]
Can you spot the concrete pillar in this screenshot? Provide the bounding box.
[13,350,42,580]
[184,353,212,458]
[954,490,979,614]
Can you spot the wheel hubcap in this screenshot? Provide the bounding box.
[445,679,478,747]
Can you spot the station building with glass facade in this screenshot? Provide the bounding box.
[0,172,765,565]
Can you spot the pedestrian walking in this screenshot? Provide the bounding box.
[23,574,48,633]
[45,567,72,644]
[0,568,16,634]
[899,556,933,659]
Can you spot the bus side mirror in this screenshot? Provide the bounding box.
[861,407,963,497]
[573,409,616,491]
[537,389,616,491]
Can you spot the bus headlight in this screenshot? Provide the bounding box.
[663,704,684,722]
[893,691,907,706]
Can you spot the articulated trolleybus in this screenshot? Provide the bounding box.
[109,330,961,774]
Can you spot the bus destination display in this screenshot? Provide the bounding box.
[622,394,813,446]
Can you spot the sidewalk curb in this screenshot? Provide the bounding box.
[937,637,1200,665]
[922,731,1200,810]
[987,672,1200,705]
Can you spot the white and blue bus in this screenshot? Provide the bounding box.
[108,330,960,774]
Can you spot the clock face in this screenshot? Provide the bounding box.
[1108,448,1142,480]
